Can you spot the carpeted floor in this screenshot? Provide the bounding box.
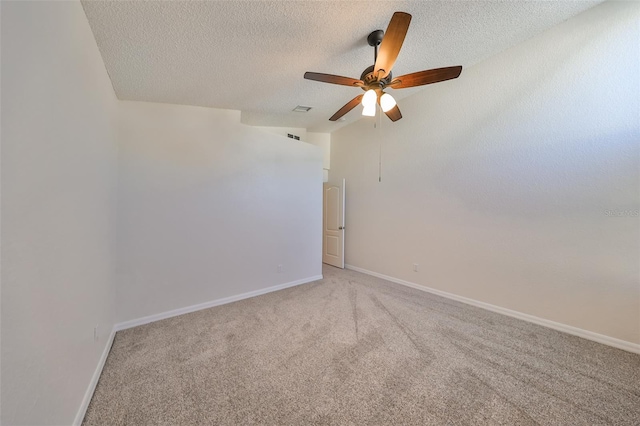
[83,266,640,425]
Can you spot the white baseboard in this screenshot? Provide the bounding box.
[73,327,117,426]
[345,264,640,355]
[114,275,323,332]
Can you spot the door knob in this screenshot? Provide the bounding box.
[339,226,345,230]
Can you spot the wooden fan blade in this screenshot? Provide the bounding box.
[374,12,412,80]
[383,104,402,122]
[304,72,363,87]
[329,94,364,121]
[389,66,462,89]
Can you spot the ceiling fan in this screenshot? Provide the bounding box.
[304,12,462,122]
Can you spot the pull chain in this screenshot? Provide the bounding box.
[372,104,383,182]
[378,103,382,182]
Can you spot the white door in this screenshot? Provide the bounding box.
[323,179,345,268]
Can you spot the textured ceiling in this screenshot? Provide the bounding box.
[82,1,601,132]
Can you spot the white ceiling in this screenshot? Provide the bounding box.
[82,1,601,133]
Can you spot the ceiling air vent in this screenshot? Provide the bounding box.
[292,105,312,113]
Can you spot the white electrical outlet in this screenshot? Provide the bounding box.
[94,325,99,342]
[413,264,419,272]
[277,264,283,273]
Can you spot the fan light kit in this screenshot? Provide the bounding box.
[379,93,397,112]
[304,12,462,122]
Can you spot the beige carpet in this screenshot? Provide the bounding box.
[83,266,640,425]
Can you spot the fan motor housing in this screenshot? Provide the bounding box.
[360,65,392,89]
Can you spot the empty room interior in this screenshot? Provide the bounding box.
[2,0,640,425]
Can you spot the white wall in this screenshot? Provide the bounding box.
[253,126,307,141]
[330,1,640,344]
[307,132,331,182]
[306,132,330,170]
[253,127,331,181]
[1,2,119,425]
[116,101,323,323]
